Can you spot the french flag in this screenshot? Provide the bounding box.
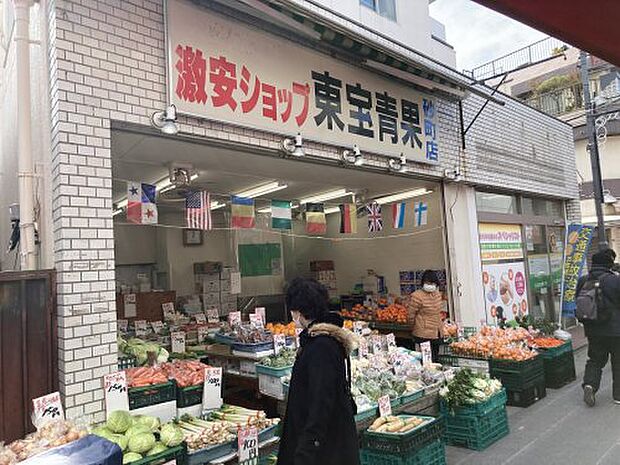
[392,202,405,229]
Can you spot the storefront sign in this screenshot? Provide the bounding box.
[104,371,129,417]
[203,367,223,410]
[238,426,259,464]
[478,223,524,261]
[378,395,392,418]
[32,392,64,427]
[171,331,186,353]
[420,341,432,367]
[482,262,529,322]
[166,0,439,165]
[561,224,594,316]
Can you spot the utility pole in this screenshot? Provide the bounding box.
[579,50,608,250]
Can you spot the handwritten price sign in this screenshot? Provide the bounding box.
[386,333,397,353]
[420,341,432,367]
[206,307,220,324]
[249,313,264,328]
[134,320,148,337]
[171,331,186,354]
[359,338,369,358]
[151,321,164,334]
[273,334,287,355]
[118,319,128,332]
[195,313,207,325]
[378,395,392,418]
[32,392,64,427]
[162,302,175,319]
[228,311,242,326]
[238,426,259,464]
[198,326,209,344]
[203,367,223,410]
[104,371,129,416]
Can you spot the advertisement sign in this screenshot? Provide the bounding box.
[561,224,594,316]
[482,262,529,322]
[478,223,524,261]
[166,0,439,165]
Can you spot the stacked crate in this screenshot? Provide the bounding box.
[539,341,576,389]
[490,356,546,407]
[310,261,338,297]
[194,262,238,317]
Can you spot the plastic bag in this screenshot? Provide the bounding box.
[554,329,572,341]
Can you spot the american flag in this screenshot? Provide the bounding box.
[186,191,212,230]
[366,202,383,232]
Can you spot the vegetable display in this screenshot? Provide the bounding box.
[368,415,427,434]
[259,348,296,368]
[530,337,564,349]
[341,304,374,321]
[161,360,210,387]
[450,327,537,361]
[218,324,272,344]
[375,304,408,324]
[118,337,169,366]
[209,405,280,431]
[175,416,237,452]
[93,411,184,463]
[125,366,168,388]
[439,369,503,411]
[265,322,296,337]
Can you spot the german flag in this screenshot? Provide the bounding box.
[305,203,326,235]
[339,203,357,234]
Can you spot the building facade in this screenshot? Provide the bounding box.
[0,0,577,422]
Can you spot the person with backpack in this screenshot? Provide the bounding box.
[278,277,360,465]
[576,249,620,406]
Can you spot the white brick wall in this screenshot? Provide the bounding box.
[46,0,579,420]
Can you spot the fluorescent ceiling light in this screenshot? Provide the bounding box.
[235,182,288,198]
[299,189,352,205]
[375,189,432,205]
[324,206,341,215]
[113,209,124,217]
[211,201,226,210]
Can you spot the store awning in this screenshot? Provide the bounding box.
[472,0,620,67]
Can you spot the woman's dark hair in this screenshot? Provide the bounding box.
[421,270,440,286]
[285,277,329,321]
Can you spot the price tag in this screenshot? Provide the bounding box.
[378,395,392,418]
[238,426,259,464]
[118,319,128,332]
[295,327,303,348]
[207,307,220,324]
[228,311,242,326]
[198,326,209,344]
[32,392,64,427]
[392,354,408,376]
[124,293,137,318]
[353,321,363,336]
[203,367,223,410]
[104,371,129,417]
[386,333,397,353]
[151,321,164,334]
[254,307,266,324]
[420,341,432,367]
[162,302,175,319]
[135,320,148,337]
[249,313,264,328]
[273,334,287,355]
[171,331,186,353]
[359,338,369,358]
[195,313,207,325]
[372,335,383,354]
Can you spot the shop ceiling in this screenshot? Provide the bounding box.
[472,0,620,67]
[111,130,436,210]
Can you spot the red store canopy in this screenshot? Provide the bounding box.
[472,0,620,66]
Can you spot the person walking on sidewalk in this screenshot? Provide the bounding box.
[578,249,620,406]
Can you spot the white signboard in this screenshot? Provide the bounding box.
[482,261,529,323]
[386,333,397,353]
[353,321,363,336]
[195,313,207,325]
[238,426,259,464]
[118,319,128,332]
[206,307,220,324]
[198,326,209,344]
[104,371,129,417]
[254,307,266,325]
[32,392,64,427]
[124,293,137,318]
[166,0,440,165]
[162,302,175,319]
[359,338,369,358]
[420,341,432,367]
[228,311,242,326]
[378,395,392,418]
[203,367,223,410]
[135,320,148,337]
[151,321,164,334]
[171,331,186,353]
[273,334,287,355]
[249,313,264,328]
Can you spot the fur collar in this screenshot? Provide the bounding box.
[308,323,357,355]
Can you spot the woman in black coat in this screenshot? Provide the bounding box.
[277,278,360,465]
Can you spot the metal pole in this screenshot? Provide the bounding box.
[579,50,608,250]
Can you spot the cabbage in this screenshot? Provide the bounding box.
[159,423,184,447]
[107,411,133,434]
[147,443,169,456]
[157,348,169,364]
[128,432,157,454]
[93,426,116,440]
[123,452,143,463]
[125,424,152,438]
[110,434,129,451]
[132,415,160,433]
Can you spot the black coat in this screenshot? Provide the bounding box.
[277,322,360,465]
[577,266,620,337]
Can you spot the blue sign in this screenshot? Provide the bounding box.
[561,224,594,316]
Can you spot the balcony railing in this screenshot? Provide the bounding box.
[525,84,584,116]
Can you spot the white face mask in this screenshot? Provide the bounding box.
[292,311,303,328]
[423,284,437,293]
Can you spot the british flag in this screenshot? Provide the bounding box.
[366,202,383,233]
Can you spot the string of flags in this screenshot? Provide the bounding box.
[124,182,429,233]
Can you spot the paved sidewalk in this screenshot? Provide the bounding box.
[446,347,620,465]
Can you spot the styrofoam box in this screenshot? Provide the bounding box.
[130,400,177,423]
[258,373,286,401]
[202,279,220,293]
[203,292,220,305]
[177,404,203,419]
[240,359,257,377]
[220,279,231,292]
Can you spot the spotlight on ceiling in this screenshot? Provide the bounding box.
[388,153,408,173]
[342,144,365,167]
[281,132,305,157]
[151,104,179,135]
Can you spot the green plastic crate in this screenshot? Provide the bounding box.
[506,379,547,407]
[400,389,424,406]
[440,388,507,417]
[443,404,509,451]
[489,355,545,390]
[255,364,293,377]
[129,381,176,410]
[544,351,576,389]
[132,443,186,465]
[362,415,443,454]
[355,404,378,423]
[177,384,203,408]
[360,438,446,465]
[537,340,573,359]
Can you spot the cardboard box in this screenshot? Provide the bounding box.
[202,292,220,306]
[194,262,222,275]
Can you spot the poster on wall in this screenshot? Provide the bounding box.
[478,223,524,261]
[482,262,529,322]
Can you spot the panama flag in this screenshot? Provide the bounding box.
[392,202,406,229]
[127,182,158,225]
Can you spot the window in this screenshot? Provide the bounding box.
[360,0,397,21]
[475,192,518,215]
[521,197,564,218]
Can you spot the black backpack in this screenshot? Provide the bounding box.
[576,276,610,323]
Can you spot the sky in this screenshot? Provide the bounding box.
[429,0,548,72]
